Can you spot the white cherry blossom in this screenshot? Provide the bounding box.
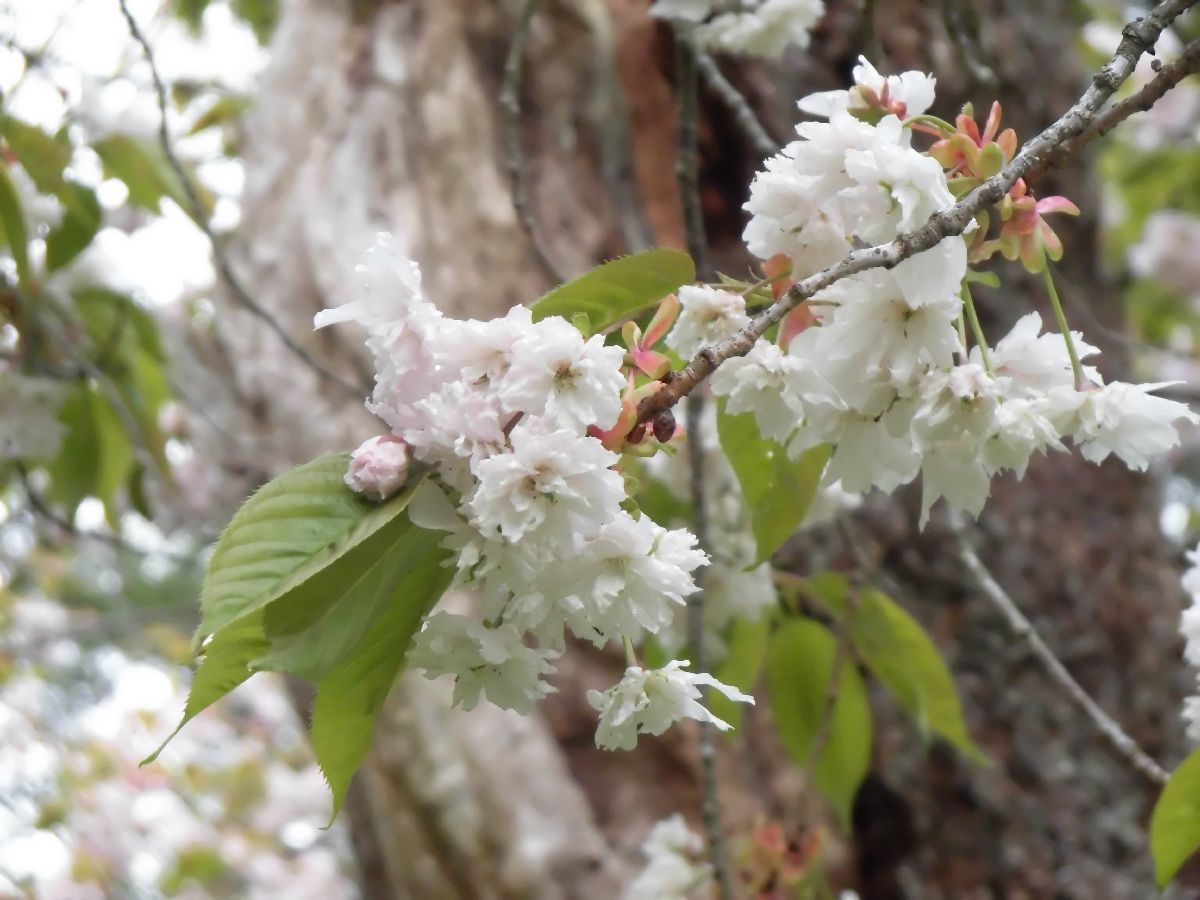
[588,660,754,750]
[409,613,558,714]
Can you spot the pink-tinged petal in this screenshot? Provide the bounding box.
[997,128,1018,162]
[1035,195,1080,217]
[983,101,1003,142]
[951,133,981,169]
[1009,177,1028,199]
[631,349,671,380]
[928,139,960,169]
[956,113,981,145]
[779,304,815,348]
[763,254,795,298]
[642,293,680,348]
[1039,219,1064,260]
[1007,208,1039,235]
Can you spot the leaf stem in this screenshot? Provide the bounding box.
[1042,263,1084,387]
[960,281,992,374]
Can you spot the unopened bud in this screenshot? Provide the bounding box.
[652,410,677,443]
[346,435,410,501]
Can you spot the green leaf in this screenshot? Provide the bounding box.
[198,454,428,637]
[819,578,985,763]
[717,403,830,564]
[710,614,770,733]
[147,459,453,806]
[230,0,279,43]
[767,618,871,829]
[309,527,453,818]
[93,134,195,216]
[0,163,31,289]
[187,95,252,135]
[73,289,171,475]
[1,116,71,194]
[530,248,694,336]
[253,506,451,681]
[1152,747,1200,887]
[47,384,134,516]
[141,610,269,764]
[46,182,102,271]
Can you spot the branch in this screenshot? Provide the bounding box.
[1028,37,1200,183]
[499,0,567,284]
[116,0,364,401]
[673,26,734,900]
[636,0,1197,426]
[18,465,203,565]
[951,514,1169,786]
[696,52,778,159]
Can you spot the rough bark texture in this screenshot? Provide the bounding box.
[211,0,1196,897]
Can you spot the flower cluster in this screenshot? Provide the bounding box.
[708,58,1198,526]
[1180,546,1200,740]
[649,0,824,59]
[316,236,751,746]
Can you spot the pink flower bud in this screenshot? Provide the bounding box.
[346,435,410,501]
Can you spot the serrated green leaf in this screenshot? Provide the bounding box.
[805,572,983,763]
[716,403,830,565]
[2,116,71,194]
[0,163,31,289]
[46,182,102,271]
[767,619,871,829]
[147,459,451,803]
[1152,747,1200,887]
[253,508,451,681]
[198,454,428,637]
[530,248,694,336]
[141,610,269,764]
[309,529,453,818]
[829,581,984,763]
[710,614,770,733]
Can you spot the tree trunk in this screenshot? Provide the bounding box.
[207,1,1193,896]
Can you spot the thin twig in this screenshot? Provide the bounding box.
[1028,37,1200,183]
[696,52,778,159]
[635,0,1197,427]
[116,0,363,400]
[674,24,734,900]
[500,0,567,284]
[951,514,1169,786]
[18,466,203,565]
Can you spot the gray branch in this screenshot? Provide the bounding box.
[674,25,735,900]
[951,514,1169,786]
[696,52,779,159]
[637,0,1197,425]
